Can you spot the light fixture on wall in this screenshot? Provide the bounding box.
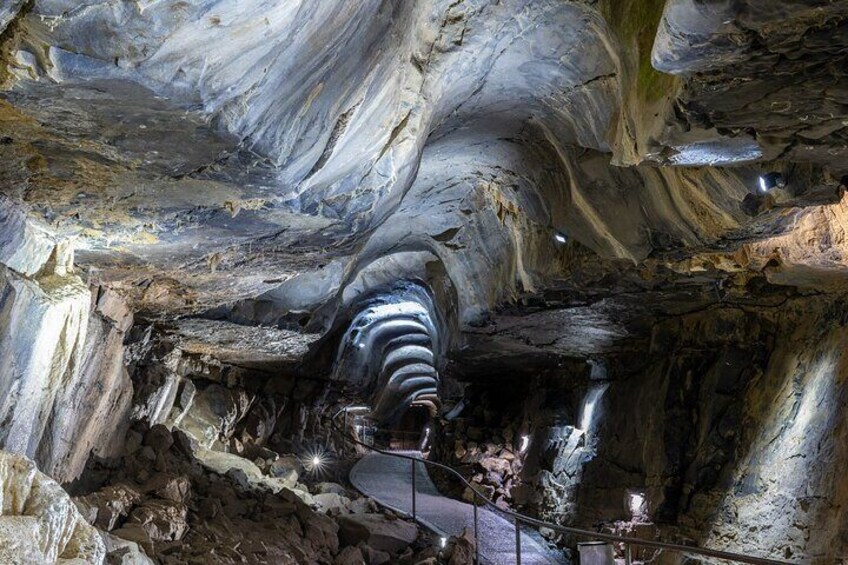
[627,490,648,522]
[419,426,431,451]
[758,172,786,193]
[440,537,448,548]
[519,434,530,453]
[554,232,568,244]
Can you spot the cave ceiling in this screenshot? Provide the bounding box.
[1,0,847,366]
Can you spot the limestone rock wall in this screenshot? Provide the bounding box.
[0,206,134,484]
[433,297,848,562]
[703,299,848,561]
[0,269,134,483]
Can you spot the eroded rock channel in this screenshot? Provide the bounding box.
[0,1,847,563]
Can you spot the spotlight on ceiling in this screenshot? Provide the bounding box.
[758,172,786,193]
[554,232,568,244]
[312,455,322,467]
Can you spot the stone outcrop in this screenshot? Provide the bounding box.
[432,291,848,562]
[0,450,106,564]
[0,220,133,483]
[69,422,439,565]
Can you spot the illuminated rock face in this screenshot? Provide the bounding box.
[0,450,106,564]
[0,222,132,484]
[332,285,442,423]
[0,0,847,563]
[0,0,841,323]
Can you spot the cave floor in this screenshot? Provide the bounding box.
[350,451,563,564]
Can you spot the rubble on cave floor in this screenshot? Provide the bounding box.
[69,424,449,565]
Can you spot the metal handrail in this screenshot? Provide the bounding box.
[331,408,792,565]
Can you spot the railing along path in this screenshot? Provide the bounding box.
[331,409,792,565]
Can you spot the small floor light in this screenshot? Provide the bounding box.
[303,447,328,474]
[554,232,568,244]
[758,172,786,193]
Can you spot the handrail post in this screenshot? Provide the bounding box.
[515,517,521,565]
[411,458,417,520]
[473,492,479,564]
[625,543,632,565]
[343,407,348,458]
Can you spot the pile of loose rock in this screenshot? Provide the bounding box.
[432,415,526,512]
[70,424,458,564]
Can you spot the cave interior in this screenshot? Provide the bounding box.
[0,1,847,564]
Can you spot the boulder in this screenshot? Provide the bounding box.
[337,513,418,553]
[100,530,156,565]
[315,482,348,496]
[109,524,154,557]
[314,492,350,514]
[301,508,340,555]
[0,451,106,563]
[194,447,308,499]
[270,454,302,484]
[335,545,366,565]
[75,484,143,531]
[142,473,191,504]
[443,529,476,565]
[127,500,188,542]
[143,425,175,455]
[358,542,391,564]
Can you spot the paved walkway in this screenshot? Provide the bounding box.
[350,451,563,564]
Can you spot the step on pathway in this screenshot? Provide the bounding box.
[350,451,563,564]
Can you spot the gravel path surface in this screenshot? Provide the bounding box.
[350,451,563,564]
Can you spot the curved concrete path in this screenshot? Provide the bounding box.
[350,451,563,564]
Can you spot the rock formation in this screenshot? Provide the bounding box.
[0,450,105,564]
[0,0,847,563]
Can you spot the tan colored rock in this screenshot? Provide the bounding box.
[75,484,142,531]
[127,500,188,542]
[142,473,191,504]
[100,530,156,565]
[0,450,106,564]
[444,528,476,565]
[0,266,133,483]
[334,545,366,565]
[314,492,350,514]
